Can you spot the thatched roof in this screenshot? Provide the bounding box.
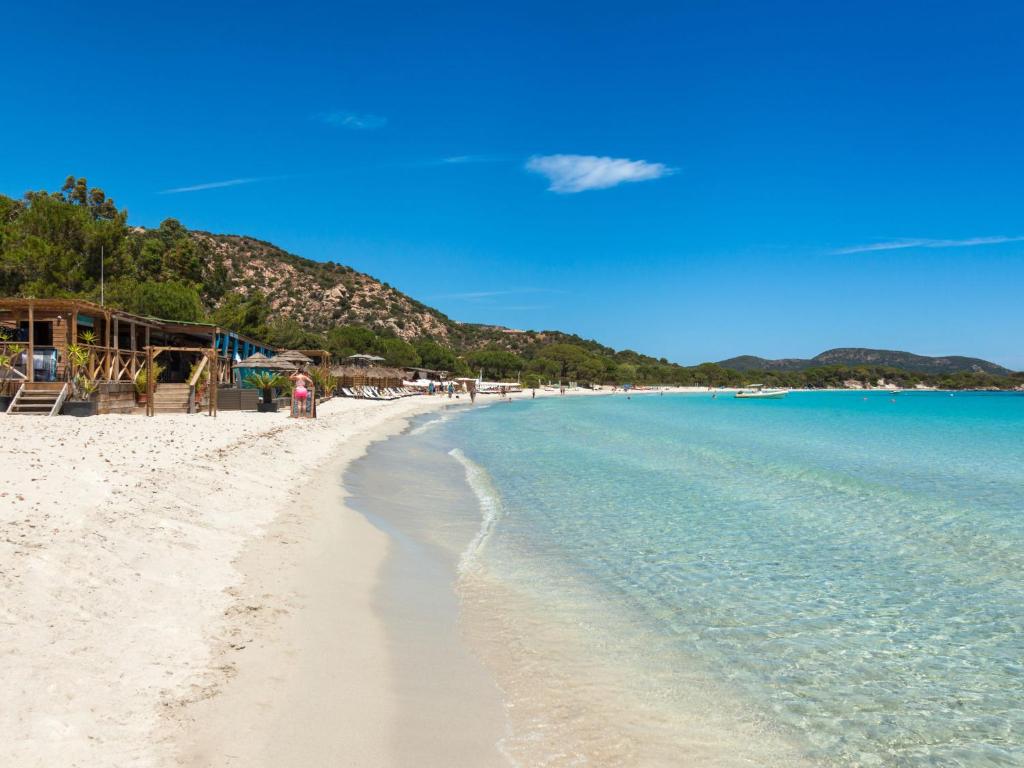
[239,353,297,371]
[331,364,405,379]
[276,349,314,364]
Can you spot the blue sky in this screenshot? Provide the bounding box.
[3,1,1023,368]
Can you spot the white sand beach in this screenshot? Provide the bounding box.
[0,395,470,767]
[0,387,622,767]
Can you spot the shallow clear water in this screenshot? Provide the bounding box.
[431,392,1024,767]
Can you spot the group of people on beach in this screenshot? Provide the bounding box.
[427,380,475,402]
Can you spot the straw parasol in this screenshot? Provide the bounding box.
[238,352,298,371]
[331,364,404,387]
[276,349,314,365]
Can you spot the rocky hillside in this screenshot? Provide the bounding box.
[193,232,455,341]
[191,231,621,357]
[718,348,1011,375]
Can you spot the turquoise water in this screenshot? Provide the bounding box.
[435,392,1024,767]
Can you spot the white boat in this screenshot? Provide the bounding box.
[735,384,789,399]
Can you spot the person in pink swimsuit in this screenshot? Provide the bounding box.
[290,370,313,417]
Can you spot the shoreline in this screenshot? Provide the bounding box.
[168,399,506,767]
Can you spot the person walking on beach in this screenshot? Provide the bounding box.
[290,369,313,418]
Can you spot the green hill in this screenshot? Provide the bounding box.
[719,348,1011,376]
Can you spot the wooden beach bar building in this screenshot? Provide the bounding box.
[0,298,276,415]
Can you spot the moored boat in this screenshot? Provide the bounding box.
[735,384,789,399]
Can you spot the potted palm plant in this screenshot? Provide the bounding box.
[62,342,99,416]
[245,371,289,412]
[134,361,164,406]
[0,338,24,411]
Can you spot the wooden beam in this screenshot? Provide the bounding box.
[12,308,22,379]
[113,316,120,380]
[146,346,154,417]
[130,322,137,378]
[208,350,219,417]
[27,301,34,383]
[105,312,112,379]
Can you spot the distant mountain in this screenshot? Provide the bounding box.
[717,348,1013,375]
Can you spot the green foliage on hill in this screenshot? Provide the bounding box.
[719,348,1011,376]
[0,176,1018,390]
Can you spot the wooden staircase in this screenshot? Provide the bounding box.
[6,382,69,416]
[151,383,192,414]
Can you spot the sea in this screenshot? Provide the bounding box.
[358,391,1024,767]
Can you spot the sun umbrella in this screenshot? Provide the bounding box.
[276,349,315,365]
[239,352,297,371]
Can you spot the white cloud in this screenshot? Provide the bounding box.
[409,155,505,167]
[160,177,265,194]
[834,235,1024,255]
[439,154,505,164]
[433,288,566,302]
[317,110,387,129]
[526,154,674,193]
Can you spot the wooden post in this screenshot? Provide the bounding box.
[12,308,22,380]
[208,351,218,417]
[146,347,154,417]
[112,316,120,380]
[210,332,218,384]
[130,322,137,379]
[27,302,34,383]
[105,312,112,380]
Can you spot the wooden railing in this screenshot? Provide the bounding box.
[187,355,208,387]
[78,344,146,382]
[0,341,28,380]
[186,355,209,414]
[1,342,147,384]
[0,341,27,397]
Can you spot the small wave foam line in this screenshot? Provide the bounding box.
[409,414,449,435]
[449,448,503,574]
